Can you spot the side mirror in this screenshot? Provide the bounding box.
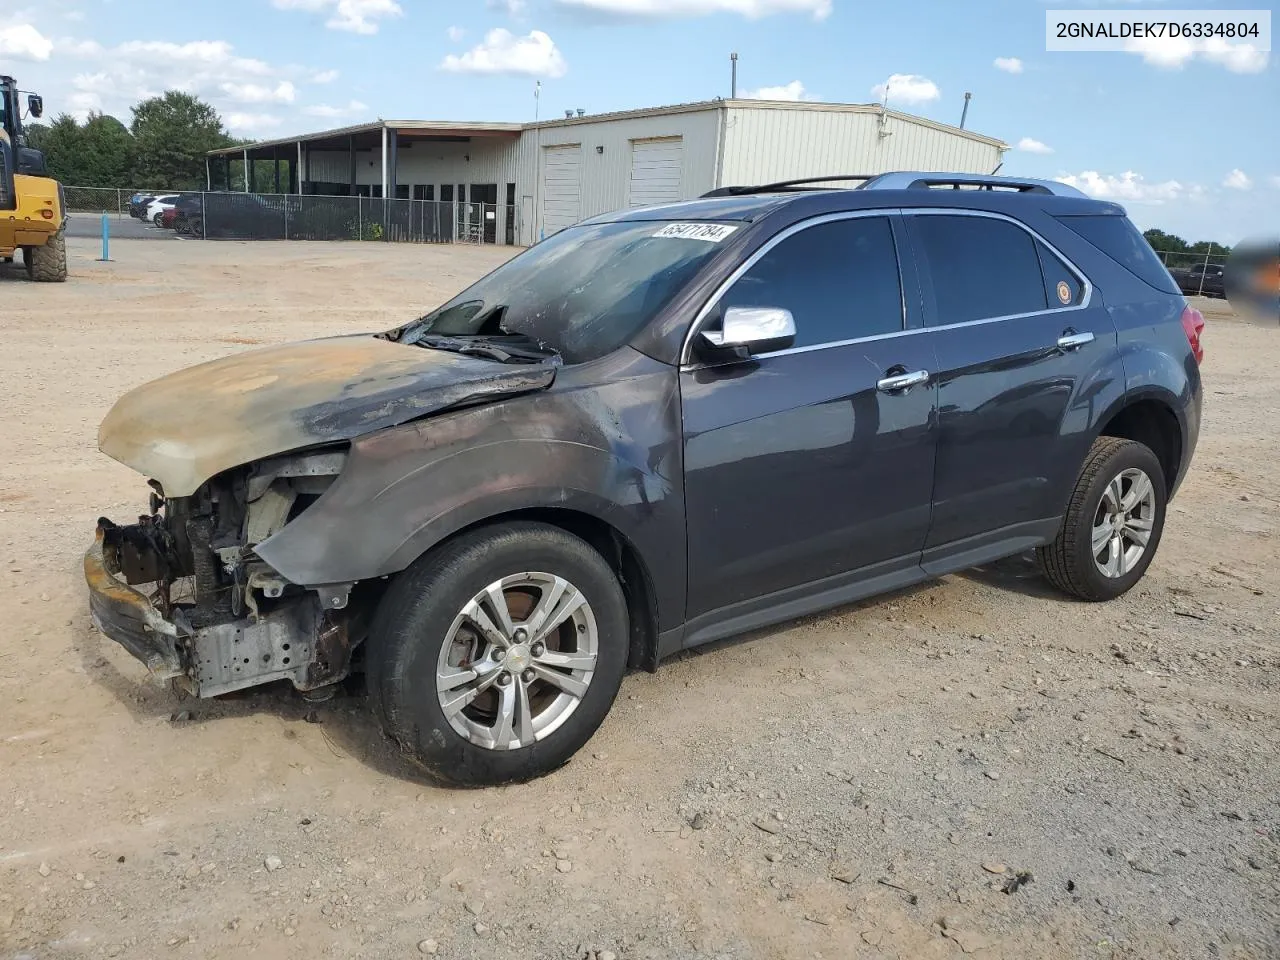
[27,94,43,119]
[699,306,796,359]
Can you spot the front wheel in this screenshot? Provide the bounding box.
[1038,437,1166,601]
[365,522,629,786]
[27,231,67,283]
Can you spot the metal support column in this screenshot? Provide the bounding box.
[387,128,398,200]
[380,126,388,199]
[205,156,211,191]
[348,135,357,196]
[243,149,250,192]
[297,141,304,195]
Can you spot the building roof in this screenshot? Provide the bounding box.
[209,98,1007,157]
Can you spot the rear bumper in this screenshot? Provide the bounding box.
[84,527,187,682]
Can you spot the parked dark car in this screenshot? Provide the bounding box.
[85,172,1204,785]
[128,193,155,219]
[171,193,205,235]
[1172,261,1226,298]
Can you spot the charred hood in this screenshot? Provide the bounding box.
[98,336,557,496]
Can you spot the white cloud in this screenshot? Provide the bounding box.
[993,56,1023,74]
[742,80,817,101]
[303,99,368,118]
[1124,36,1268,73]
[1016,137,1053,154]
[1222,169,1252,191]
[36,35,303,129]
[870,73,940,105]
[0,22,54,60]
[272,0,403,34]
[440,29,567,78]
[487,0,528,13]
[221,80,297,104]
[555,0,830,21]
[447,25,466,41]
[1271,175,1280,189]
[224,112,283,134]
[1055,171,1186,204]
[311,68,339,83]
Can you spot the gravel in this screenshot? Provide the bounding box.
[0,245,1275,959]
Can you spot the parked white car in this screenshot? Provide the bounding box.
[145,195,179,225]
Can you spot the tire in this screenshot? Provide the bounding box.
[153,212,165,226]
[27,230,67,283]
[1037,437,1166,601]
[366,521,629,786]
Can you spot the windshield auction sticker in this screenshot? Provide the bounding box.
[1046,9,1271,53]
[653,223,740,242]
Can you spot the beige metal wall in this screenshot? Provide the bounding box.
[719,105,1004,186]
[512,107,722,244]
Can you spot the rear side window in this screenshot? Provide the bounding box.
[1055,214,1179,295]
[1037,241,1084,306]
[717,216,903,348]
[912,215,1048,325]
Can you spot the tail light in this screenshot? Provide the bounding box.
[1180,305,1205,365]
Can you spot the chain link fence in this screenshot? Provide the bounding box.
[62,187,511,246]
[1155,248,1229,298]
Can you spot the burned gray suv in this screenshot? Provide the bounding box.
[87,173,1203,785]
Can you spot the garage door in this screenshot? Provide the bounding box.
[542,144,581,236]
[629,137,683,208]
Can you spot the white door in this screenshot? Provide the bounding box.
[629,137,683,208]
[541,145,581,237]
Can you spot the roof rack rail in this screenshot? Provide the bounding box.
[701,175,875,198]
[860,172,1088,198]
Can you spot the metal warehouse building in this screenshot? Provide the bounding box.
[208,99,1007,247]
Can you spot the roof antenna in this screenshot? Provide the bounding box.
[730,52,738,99]
[877,79,892,138]
[959,91,972,129]
[990,161,1004,175]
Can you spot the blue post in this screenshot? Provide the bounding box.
[97,212,111,262]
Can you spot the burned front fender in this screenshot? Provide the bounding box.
[254,347,688,632]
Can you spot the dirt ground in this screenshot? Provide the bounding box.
[1,238,1277,960]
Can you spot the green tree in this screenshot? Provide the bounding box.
[131,91,233,189]
[1143,228,1187,254]
[79,113,136,186]
[25,114,87,183]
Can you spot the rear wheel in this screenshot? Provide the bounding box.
[152,212,165,226]
[27,230,68,283]
[366,522,628,786]
[1038,437,1166,601]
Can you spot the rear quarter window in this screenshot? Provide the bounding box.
[1055,214,1179,295]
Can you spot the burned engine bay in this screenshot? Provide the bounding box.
[94,448,367,698]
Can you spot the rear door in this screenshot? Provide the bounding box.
[680,212,939,623]
[904,210,1118,567]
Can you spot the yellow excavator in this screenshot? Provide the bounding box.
[1,74,66,281]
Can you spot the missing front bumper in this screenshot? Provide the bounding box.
[85,523,355,698]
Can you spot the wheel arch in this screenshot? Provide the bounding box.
[411,506,662,673]
[1094,389,1186,497]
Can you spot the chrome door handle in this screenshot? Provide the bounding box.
[877,369,930,393]
[1057,331,1095,351]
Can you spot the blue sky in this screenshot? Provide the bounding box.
[4,0,1276,243]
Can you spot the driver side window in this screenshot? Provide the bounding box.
[716,216,904,349]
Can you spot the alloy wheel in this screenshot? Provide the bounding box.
[434,572,599,751]
[1091,467,1156,578]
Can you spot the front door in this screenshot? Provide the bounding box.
[680,213,938,623]
[904,211,1119,563]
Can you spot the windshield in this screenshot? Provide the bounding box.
[398,219,739,363]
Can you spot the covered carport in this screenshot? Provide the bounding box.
[207,120,524,243]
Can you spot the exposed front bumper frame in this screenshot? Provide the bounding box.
[85,522,356,698]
